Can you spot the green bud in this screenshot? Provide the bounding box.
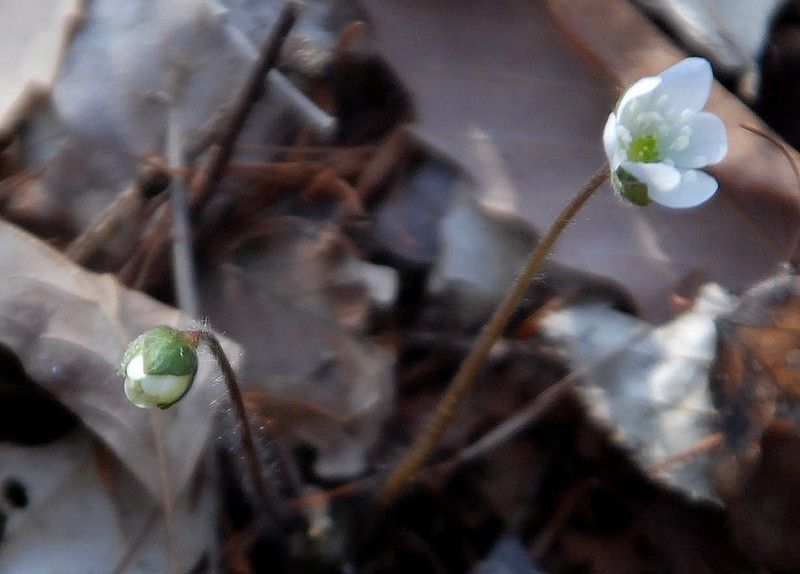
[121,326,198,409]
[612,167,650,207]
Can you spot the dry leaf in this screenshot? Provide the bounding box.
[0,430,214,573]
[541,283,737,501]
[0,219,240,500]
[711,274,800,460]
[201,217,396,479]
[15,0,348,235]
[632,0,784,79]
[710,274,800,571]
[0,0,82,136]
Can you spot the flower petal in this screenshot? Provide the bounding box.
[653,57,713,114]
[620,160,680,192]
[603,113,622,169]
[617,76,661,122]
[648,169,718,208]
[663,111,728,168]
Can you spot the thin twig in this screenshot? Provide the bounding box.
[194,329,282,524]
[65,156,170,265]
[166,105,200,317]
[235,142,376,157]
[120,3,297,288]
[647,432,723,475]
[194,4,298,205]
[377,165,609,505]
[301,167,365,216]
[739,123,800,268]
[355,123,411,201]
[740,124,800,196]
[64,185,145,264]
[455,380,572,466]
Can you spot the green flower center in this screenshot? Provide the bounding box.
[628,135,659,163]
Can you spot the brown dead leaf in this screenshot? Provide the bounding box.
[360,0,800,321]
[0,0,82,136]
[201,217,395,479]
[0,219,240,500]
[711,275,800,461]
[710,274,800,571]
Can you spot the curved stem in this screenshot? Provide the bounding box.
[377,165,609,506]
[196,330,281,523]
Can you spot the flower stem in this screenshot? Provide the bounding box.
[194,330,281,524]
[377,165,609,506]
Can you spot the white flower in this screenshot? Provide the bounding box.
[121,326,198,409]
[603,57,728,208]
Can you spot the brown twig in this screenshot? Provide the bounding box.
[739,123,800,269]
[355,123,412,201]
[64,156,170,265]
[740,124,800,197]
[377,165,609,506]
[193,4,298,206]
[119,4,297,288]
[647,432,724,475]
[165,108,200,317]
[334,21,366,59]
[235,142,377,158]
[301,167,365,216]
[0,169,41,204]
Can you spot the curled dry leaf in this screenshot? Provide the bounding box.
[360,0,800,321]
[541,283,738,501]
[0,0,82,136]
[631,0,784,82]
[710,274,800,571]
[711,274,800,460]
[0,219,240,501]
[201,217,396,479]
[14,0,348,237]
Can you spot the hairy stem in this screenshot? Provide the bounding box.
[377,165,609,506]
[195,330,281,523]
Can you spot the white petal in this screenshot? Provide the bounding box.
[663,112,728,168]
[653,57,713,114]
[126,354,145,380]
[603,113,622,169]
[648,169,718,208]
[620,161,680,192]
[617,76,661,122]
[140,373,180,397]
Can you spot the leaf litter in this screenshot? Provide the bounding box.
[1,0,800,572]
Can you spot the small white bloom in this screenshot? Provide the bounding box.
[603,57,728,208]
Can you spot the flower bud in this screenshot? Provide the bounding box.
[121,326,198,409]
